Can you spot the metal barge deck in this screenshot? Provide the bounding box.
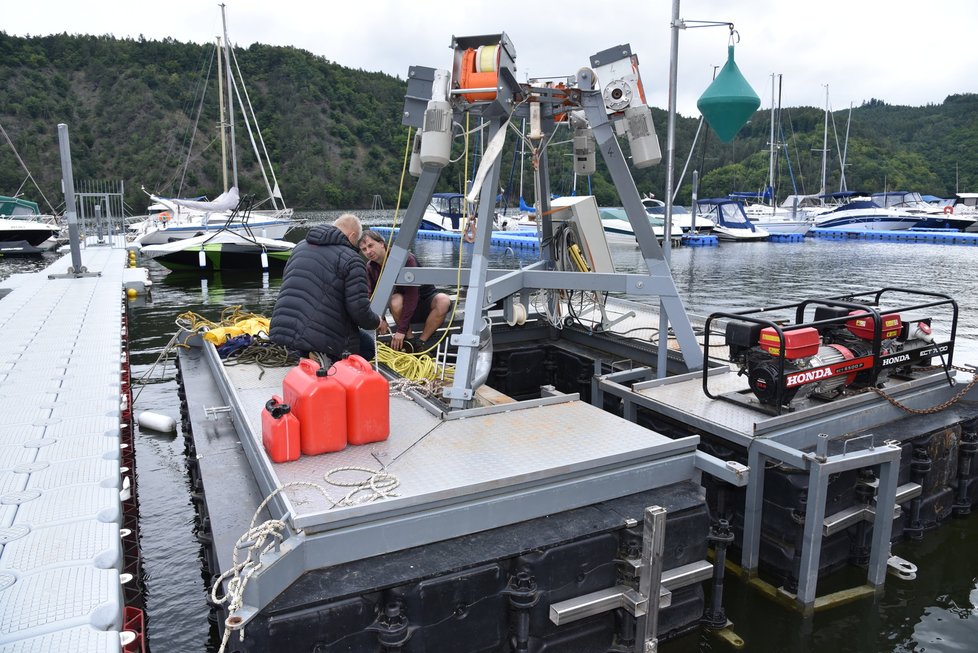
[177,332,726,652]
[0,245,143,651]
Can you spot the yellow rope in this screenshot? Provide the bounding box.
[376,342,453,383]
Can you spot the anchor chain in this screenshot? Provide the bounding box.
[870,365,978,415]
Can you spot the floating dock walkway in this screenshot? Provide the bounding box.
[0,244,143,652]
[811,227,978,245]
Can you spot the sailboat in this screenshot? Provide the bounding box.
[130,6,292,247]
[139,194,294,272]
[737,74,812,235]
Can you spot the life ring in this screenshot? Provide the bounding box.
[943,205,954,215]
[158,211,172,223]
[462,218,477,244]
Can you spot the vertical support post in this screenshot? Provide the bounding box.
[445,117,507,409]
[635,505,666,653]
[94,204,104,242]
[741,444,766,575]
[57,123,83,272]
[662,0,681,261]
[796,459,830,609]
[868,449,900,587]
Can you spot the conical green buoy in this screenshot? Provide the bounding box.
[697,45,760,142]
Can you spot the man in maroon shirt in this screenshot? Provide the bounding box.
[359,230,451,352]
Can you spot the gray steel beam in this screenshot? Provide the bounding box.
[637,505,667,653]
[446,117,507,407]
[869,454,901,588]
[370,164,442,317]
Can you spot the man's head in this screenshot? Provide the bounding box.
[358,230,387,264]
[333,213,362,245]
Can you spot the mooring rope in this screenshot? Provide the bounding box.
[211,467,400,652]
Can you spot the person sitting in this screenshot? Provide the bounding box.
[270,217,381,363]
[358,229,451,352]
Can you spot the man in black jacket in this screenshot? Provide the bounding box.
[270,219,381,362]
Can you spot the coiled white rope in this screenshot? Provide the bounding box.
[211,467,399,652]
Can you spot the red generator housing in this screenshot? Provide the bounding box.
[758,326,820,359]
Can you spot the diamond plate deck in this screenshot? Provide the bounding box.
[220,350,700,535]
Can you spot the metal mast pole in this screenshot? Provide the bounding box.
[819,84,829,201]
[768,74,776,205]
[221,4,239,190]
[663,0,681,265]
[216,36,229,193]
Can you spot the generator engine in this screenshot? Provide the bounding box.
[726,309,941,407]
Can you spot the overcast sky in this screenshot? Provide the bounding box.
[7,0,976,117]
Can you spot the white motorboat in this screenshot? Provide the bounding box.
[0,195,61,253]
[694,198,769,241]
[812,192,921,231]
[871,191,977,231]
[740,202,813,235]
[599,203,684,243]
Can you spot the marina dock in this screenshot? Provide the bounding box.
[0,245,143,651]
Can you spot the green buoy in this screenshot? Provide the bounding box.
[697,45,760,143]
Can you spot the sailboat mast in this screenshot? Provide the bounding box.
[216,36,228,193]
[768,74,776,205]
[220,4,239,191]
[819,84,829,201]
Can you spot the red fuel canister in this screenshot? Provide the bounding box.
[330,354,390,445]
[261,396,300,463]
[282,358,347,455]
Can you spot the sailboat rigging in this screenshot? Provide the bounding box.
[130,5,292,247]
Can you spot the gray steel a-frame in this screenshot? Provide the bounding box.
[371,54,703,410]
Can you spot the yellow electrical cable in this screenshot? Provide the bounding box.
[376,342,453,382]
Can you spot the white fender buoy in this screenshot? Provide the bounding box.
[137,411,176,433]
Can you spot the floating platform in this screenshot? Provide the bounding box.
[768,232,806,243]
[176,321,732,651]
[811,227,978,245]
[0,245,142,651]
[681,234,719,247]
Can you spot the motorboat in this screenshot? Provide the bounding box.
[599,202,684,243]
[420,192,514,232]
[0,195,61,253]
[811,192,922,231]
[871,190,977,231]
[694,198,769,241]
[738,201,813,235]
[639,198,712,234]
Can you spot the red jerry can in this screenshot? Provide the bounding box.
[261,396,300,463]
[282,358,347,455]
[331,354,390,445]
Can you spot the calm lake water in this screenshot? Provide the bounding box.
[3,211,976,652]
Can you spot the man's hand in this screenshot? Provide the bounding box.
[391,331,405,351]
[377,320,390,335]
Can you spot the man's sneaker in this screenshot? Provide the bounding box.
[408,337,434,354]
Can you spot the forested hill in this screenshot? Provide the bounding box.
[2,32,977,213]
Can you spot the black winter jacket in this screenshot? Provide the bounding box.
[270,225,380,358]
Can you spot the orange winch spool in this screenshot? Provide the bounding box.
[458,45,500,102]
